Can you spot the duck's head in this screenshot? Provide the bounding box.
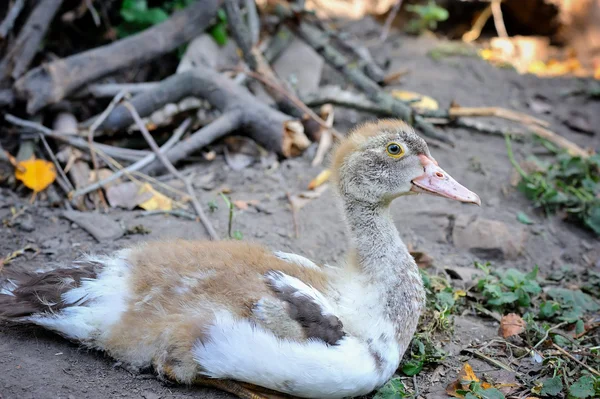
[332,119,480,206]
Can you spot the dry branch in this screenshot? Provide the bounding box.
[282,12,453,145]
[0,0,26,39]
[124,102,219,241]
[71,118,191,199]
[5,114,150,163]
[96,66,310,174]
[14,0,222,114]
[225,0,323,141]
[0,0,63,82]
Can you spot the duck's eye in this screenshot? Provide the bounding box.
[386,143,405,158]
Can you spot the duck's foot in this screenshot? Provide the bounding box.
[192,378,291,399]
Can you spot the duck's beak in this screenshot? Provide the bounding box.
[410,155,481,206]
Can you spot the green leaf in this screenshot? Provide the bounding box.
[401,359,423,376]
[539,301,560,319]
[209,22,228,46]
[464,393,479,399]
[517,211,534,225]
[525,265,539,281]
[568,376,595,398]
[373,378,407,399]
[522,279,542,295]
[516,287,531,307]
[584,205,600,235]
[232,230,243,240]
[548,288,600,318]
[480,388,506,399]
[435,291,455,310]
[575,319,585,335]
[488,291,519,306]
[541,376,563,396]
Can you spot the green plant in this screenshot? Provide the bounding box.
[506,135,600,235]
[373,378,409,399]
[457,382,505,399]
[400,335,446,376]
[475,262,541,311]
[118,0,228,45]
[219,193,243,240]
[405,1,449,34]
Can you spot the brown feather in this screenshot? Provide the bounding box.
[0,266,97,318]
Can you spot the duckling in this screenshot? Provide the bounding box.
[0,120,480,399]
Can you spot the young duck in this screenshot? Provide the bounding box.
[0,120,480,399]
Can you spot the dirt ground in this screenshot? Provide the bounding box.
[1,18,599,399]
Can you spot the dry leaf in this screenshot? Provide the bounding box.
[308,169,332,190]
[391,90,439,111]
[454,289,467,300]
[137,183,173,211]
[289,184,329,212]
[106,182,153,209]
[233,199,259,210]
[410,250,434,269]
[15,157,57,193]
[446,363,480,398]
[499,313,526,338]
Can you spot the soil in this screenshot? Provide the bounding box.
[1,17,599,399]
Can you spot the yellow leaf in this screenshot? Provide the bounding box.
[391,90,439,111]
[453,289,467,300]
[459,363,480,385]
[15,157,56,193]
[446,363,480,398]
[308,169,331,190]
[137,183,172,211]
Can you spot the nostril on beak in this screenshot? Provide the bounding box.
[435,172,444,178]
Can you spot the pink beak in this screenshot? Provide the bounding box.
[410,155,481,206]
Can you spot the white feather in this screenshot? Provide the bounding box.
[273,251,321,270]
[26,249,132,344]
[193,311,398,399]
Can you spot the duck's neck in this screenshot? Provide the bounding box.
[342,197,426,339]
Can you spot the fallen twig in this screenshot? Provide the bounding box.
[552,343,600,377]
[462,5,492,43]
[461,348,518,374]
[96,67,309,173]
[282,12,453,145]
[491,0,508,38]
[0,0,63,81]
[123,102,219,241]
[88,91,128,209]
[286,191,299,238]
[38,134,74,195]
[238,68,343,141]
[380,0,403,42]
[71,118,191,199]
[0,0,26,39]
[136,209,198,220]
[245,0,260,46]
[5,114,150,162]
[226,0,325,141]
[15,0,222,114]
[312,104,334,166]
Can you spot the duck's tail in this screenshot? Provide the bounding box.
[0,250,132,343]
[0,266,98,319]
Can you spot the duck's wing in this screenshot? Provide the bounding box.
[0,240,346,356]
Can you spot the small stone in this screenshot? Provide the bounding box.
[41,238,61,249]
[452,215,527,260]
[62,211,124,242]
[17,217,35,232]
[273,38,324,95]
[141,391,160,399]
